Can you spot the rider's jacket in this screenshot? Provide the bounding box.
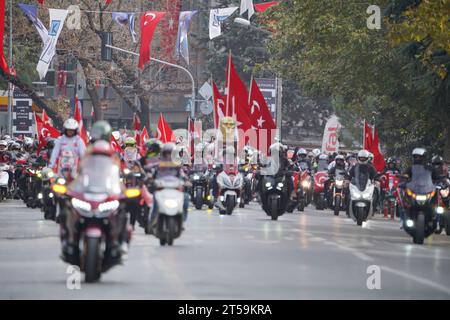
[49,135,86,169]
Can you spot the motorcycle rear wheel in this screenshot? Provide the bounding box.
[84,237,102,283]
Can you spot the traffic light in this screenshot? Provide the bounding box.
[101,32,113,61]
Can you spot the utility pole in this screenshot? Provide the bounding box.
[7,0,12,135]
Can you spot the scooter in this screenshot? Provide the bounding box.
[216,165,244,215]
[348,179,375,226]
[150,175,185,246]
[0,163,10,201]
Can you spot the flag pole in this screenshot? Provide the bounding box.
[225,51,232,116]
[7,0,12,136]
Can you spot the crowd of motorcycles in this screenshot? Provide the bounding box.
[1,125,450,283]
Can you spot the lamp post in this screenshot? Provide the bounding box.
[7,0,12,135]
[104,44,196,119]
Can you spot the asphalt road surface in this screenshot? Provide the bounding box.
[1,199,449,299]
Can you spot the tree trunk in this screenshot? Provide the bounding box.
[139,95,150,130]
[0,68,64,129]
[78,58,103,121]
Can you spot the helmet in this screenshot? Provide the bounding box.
[2,135,11,141]
[145,139,162,157]
[357,150,370,164]
[90,121,112,143]
[319,154,328,161]
[412,148,426,165]
[161,143,176,160]
[0,140,7,148]
[335,154,345,161]
[297,148,307,157]
[23,138,34,150]
[287,149,295,160]
[112,131,121,141]
[432,155,444,165]
[63,118,79,131]
[124,137,137,148]
[10,142,20,151]
[89,140,114,156]
[312,149,321,157]
[368,152,374,161]
[387,157,395,164]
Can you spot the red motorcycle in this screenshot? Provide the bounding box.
[296,170,313,211]
[54,149,138,283]
[313,171,329,210]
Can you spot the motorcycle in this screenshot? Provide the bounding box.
[149,173,185,246]
[297,169,313,212]
[260,173,290,221]
[39,168,57,220]
[24,161,44,209]
[122,164,149,230]
[190,170,210,210]
[329,171,348,216]
[348,174,375,226]
[54,154,136,282]
[216,165,244,215]
[0,163,10,201]
[313,171,329,210]
[239,164,253,207]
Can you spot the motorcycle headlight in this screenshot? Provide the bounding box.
[193,175,200,181]
[440,188,449,199]
[336,180,344,188]
[302,180,310,188]
[436,206,445,215]
[164,199,178,209]
[123,168,131,175]
[71,198,92,213]
[416,195,427,202]
[57,178,66,185]
[350,186,362,200]
[47,171,55,179]
[265,182,272,188]
[277,182,284,190]
[98,200,119,213]
[37,193,43,200]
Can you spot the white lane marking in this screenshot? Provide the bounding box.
[380,265,450,296]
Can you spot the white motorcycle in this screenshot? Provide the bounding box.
[216,167,244,215]
[0,163,10,201]
[150,175,185,246]
[348,177,375,226]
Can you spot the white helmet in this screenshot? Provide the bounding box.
[111,131,121,141]
[63,118,79,131]
[357,150,370,164]
[319,154,328,161]
[368,152,374,160]
[0,140,7,148]
[312,148,321,157]
[2,135,11,141]
[412,148,426,156]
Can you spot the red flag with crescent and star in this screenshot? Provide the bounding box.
[35,112,60,155]
[139,11,166,69]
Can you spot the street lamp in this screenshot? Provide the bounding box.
[102,43,196,119]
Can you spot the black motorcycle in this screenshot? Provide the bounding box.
[190,170,210,210]
[260,174,290,220]
[402,166,438,244]
[24,162,44,209]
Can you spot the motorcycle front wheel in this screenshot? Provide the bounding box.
[334,196,341,216]
[413,213,425,245]
[84,237,102,283]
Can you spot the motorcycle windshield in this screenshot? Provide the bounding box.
[351,165,369,192]
[317,160,328,172]
[69,155,123,195]
[406,165,435,195]
[298,162,309,171]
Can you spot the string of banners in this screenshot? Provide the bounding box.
[17,1,279,78]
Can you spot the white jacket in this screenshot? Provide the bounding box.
[49,135,86,169]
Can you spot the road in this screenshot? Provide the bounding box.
[0,199,449,299]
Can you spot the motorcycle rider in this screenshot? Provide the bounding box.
[122,137,141,169]
[296,148,312,171]
[384,157,401,175]
[49,119,86,171]
[431,155,449,184]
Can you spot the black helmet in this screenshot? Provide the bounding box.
[90,121,112,143]
[432,155,444,165]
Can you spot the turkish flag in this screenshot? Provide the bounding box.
[105,0,112,4]
[111,134,124,155]
[35,112,60,155]
[74,96,88,146]
[212,81,226,129]
[225,54,252,133]
[255,1,280,13]
[139,11,166,70]
[248,78,276,154]
[363,120,372,151]
[37,1,44,4]
[157,114,174,144]
[371,126,386,173]
[0,0,9,74]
